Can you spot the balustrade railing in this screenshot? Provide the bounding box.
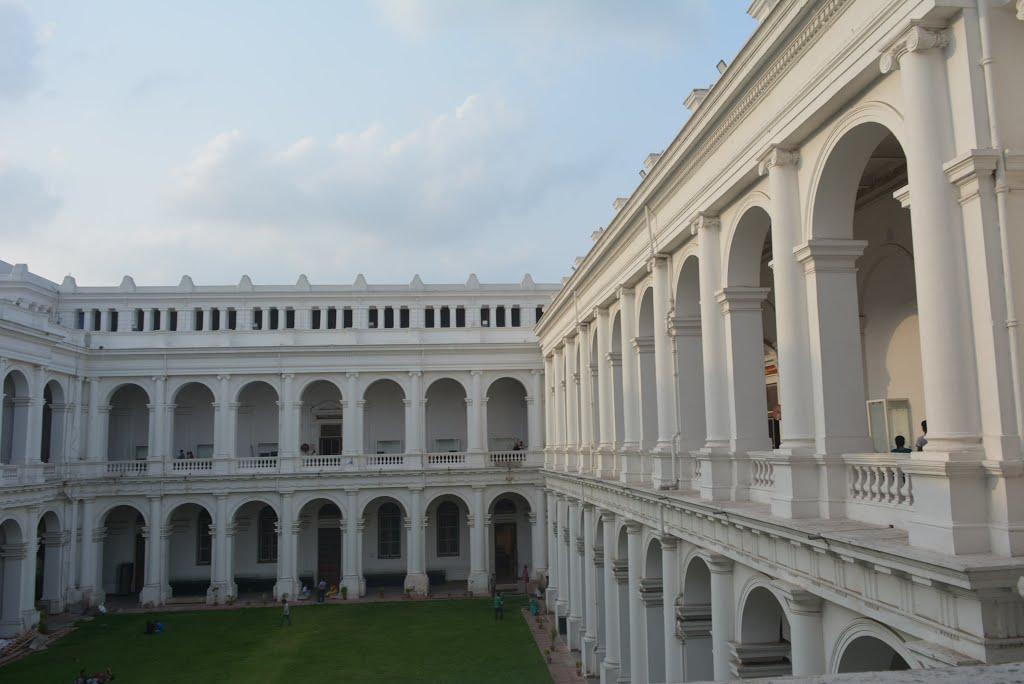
[750,458,775,489]
[301,455,347,469]
[170,459,214,473]
[426,452,466,465]
[1,465,19,483]
[106,461,148,475]
[489,451,526,465]
[236,457,278,472]
[848,457,913,507]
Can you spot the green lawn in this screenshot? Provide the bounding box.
[3,597,551,683]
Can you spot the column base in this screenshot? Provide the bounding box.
[769,451,820,519]
[208,582,234,604]
[600,658,621,684]
[983,460,1024,556]
[618,447,645,484]
[467,570,489,596]
[0,619,22,638]
[341,574,361,598]
[567,615,583,650]
[274,577,296,601]
[38,597,64,614]
[582,634,599,673]
[404,572,429,596]
[19,608,39,631]
[651,448,677,490]
[906,457,988,554]
[555,599,569,623]
[139,584,161,608]
[694,448,732,501]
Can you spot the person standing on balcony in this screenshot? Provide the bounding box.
[891,436,912,453]
[916,421,928,452]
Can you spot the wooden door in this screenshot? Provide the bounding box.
[318,528,341,587]
[133,530,146,592]
[494,523,517,582]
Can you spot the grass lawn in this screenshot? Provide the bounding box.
[2,597,551,683]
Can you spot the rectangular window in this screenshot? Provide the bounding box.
[169,310,178,331]
[252,308,263,330]
[327,307,338,329]
[495,306,506,328]
[269,307,279,330]
[151,310,160,331]
[196,513,212,566]
[511,306,521,327]
[440,306,451,328]
[399,307,410,328]
[311,308,321,329]
[368,307,379,328]
[285,308,295,329]
[134,309,144,331]
[480,306,490,327]
[226,308,237,330]
[455,307,466,328]
[92,309,101,331]
[109,310,119,332]
[383,306,394,329]
[194,309,204,331]
[378,504,402,560]
[425,307,435,328]
[75,309,85,330]
[211,308,220,331]
[436,502,460,557]
[535,305,544,322]
[342,307,353,328]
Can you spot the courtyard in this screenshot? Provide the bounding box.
[1,598,551,683]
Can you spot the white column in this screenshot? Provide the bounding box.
[556,496,569,618]
[404,487,428,594]
[651,255,679,489]
[626,520,647,684]
[211,494,229,602]
[85,378,100,460]
[567,499,583,650]
[694,215,731,464]
[565,336,580,472]
[468,370,484,453]
[881,24,986,554]
[17,509,39,627]
[544,356,555,468]
[717,287,772,453]
[344,373,359,456]
[552,347,566,469]
[214,374,231,459]
[595,307,615,476]
[24,366,44,463]
[618,287,643,483]
[408,371,423,454]
[708,555,735,681]
[582,504,599,674]
[599,509,620,684]
[528,368,543,451]
[579,324,594,474]
[140,496,162,605]
[152,376,167,462]
[758,147,815,451]
[468,485,488,594]
[342,489,361,597]
[781,585,825,677]
[278,374,295,470]
[529,507,545,585]
[545,491,559,609]
[355,400,366,455]
[78,498,98,604]
[661,536,683,682]
[275,492,296,600]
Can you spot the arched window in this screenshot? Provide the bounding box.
[437,501,459,557]
[378,502,401,559]
[196,510,212,565]
[257,506,278,563]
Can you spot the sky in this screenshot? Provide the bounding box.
[0,1,756,287]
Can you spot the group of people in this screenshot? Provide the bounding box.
[175,450,196,459]
[73,668,114,683]
[892,420,928,453]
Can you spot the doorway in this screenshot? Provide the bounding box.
[318,528,341,587]
[133,528,146,592]
[494,523,517,583]
[319,423,342,455]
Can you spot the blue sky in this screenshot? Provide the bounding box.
[0,1,755,286]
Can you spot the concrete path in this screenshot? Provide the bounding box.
[522,608,594,683]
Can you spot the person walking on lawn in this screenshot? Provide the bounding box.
[280,599,292,626]
[494,592,504,621]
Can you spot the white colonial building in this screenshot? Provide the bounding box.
[3,0,1024,682]
[534,0,1024,683]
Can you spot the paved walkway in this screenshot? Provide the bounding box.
[522,608,594,683]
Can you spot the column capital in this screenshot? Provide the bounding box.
[705,554,734,574]
[581,502,595,512]
[345,371,359,380]
[715,287,770,312]
[616,286,634,300]
[408,370,422,378]
[689,212,720,235]
[281,373,295,380]
[880,25,949,74]
[151,375,167,383]
[943,149,1001,205]
[470,369,483,377]
[658,534,678,548]
[794,239,868,274]
[771,579,823,614]
[598,508,616,523]
[669,316,702,338]
[624,520,643,535]
[646,253,670,273]
[216,374,231,381]
[530,368,544,376]
[757,145,799,176]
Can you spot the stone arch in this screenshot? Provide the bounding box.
[296,376,345,403]
[100,504,149,604]
[228,496,280,522]
[35,510,63,610]
[235,381,279,460]
[107,383,152,461]
[642,535,667,683]
[830,618,918,674]
[736,579,793,677]
[161,496,216,527]
[230,497,280,597]
[165,501,215,600]
[805,101,907,241]
[674,254,706,454]
[95,498,151,529]
[680,554,714,682]
[0,517,26,635]
[487,377,528,451]
[425,377,467,453]
[487,491,533,583]
[361,495,410,589]
[424,492,472,588]
[40,379,67,463]
[172,382,216,460]
[298,380,345,456]
[609,310,625,453]
[293,492,347,521]
[359,493,410,520]
[296,496,346,590]
[104,381,153,407]
[2,369,31,465]
[636,286,659,452]
[363,379,406,454]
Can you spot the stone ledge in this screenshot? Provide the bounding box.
[688,661,1024,683]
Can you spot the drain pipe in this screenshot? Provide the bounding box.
[977,0,1024,447]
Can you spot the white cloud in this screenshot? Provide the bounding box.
[0,164,60,234]
[0,3,44,100]
[373,0,710,50]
